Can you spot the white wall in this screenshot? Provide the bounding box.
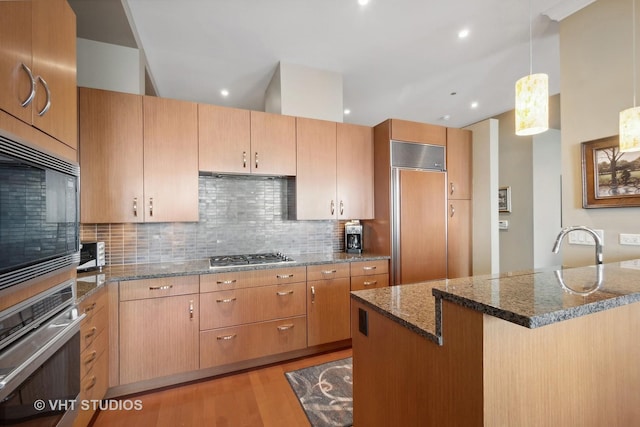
[76,38,144,94]
[560,0,640,266]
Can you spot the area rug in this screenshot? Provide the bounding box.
[285,357,353,427]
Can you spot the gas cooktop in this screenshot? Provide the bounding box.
[209,252,294,268]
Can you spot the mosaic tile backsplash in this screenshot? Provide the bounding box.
[81,175,345,266]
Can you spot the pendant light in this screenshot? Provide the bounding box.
[515,0,549,136]
[619,0,640,152]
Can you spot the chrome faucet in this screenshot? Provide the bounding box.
[552,225,603,265]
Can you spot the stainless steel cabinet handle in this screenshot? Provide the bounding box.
[36,76,51,116]
[243,151,247,168]
[85,376,97,391]
[362,266,377,271]
[363,280,377,286]
[189,300,194,319]
[450,204,455,217]
[277,324,294,331]
[217,334,237,340]
[216,279,237,284]
[340,200,344,215]
[330,200,335,215]
[321,269,337,275]
[84,302,97,314]
[450,182,455,195]
[276,290,294,296]
[84,327,97,339]
[84,351,97,364]
[311,285,315,304]
[255,152,259,169]
[215,297,237,303]
[133,197,138,217]
[149,284,172,290]
[149,197,153,217]
[20,63,36,107]
[276,274,293,279]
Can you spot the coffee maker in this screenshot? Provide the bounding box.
[345,220,363,254]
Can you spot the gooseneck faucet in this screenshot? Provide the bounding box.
[552,225,603,265]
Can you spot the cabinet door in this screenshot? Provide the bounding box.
[447,199,472,279]
[143,96,199,222]
[446,128,472,200]
[307,278,351,346]
[390,119,446,146]
[119,294,199,384]
[0,1,33,125]
[250,111,296,175]
[31,0,77,148]
[296,117,337,219]
[79,88,144,223]
[337,123,374,219]
[198,104,250,173]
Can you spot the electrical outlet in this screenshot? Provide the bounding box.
[619,233,640,245]
[567,229,604,246]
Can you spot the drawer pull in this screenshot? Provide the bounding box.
[276,274,294,279]
[277,324,295,331]
[84,302,97,314]
[276,290,294,296]
[84,351,97,364]
[149,284,173,291]
[362,266,377,271]
[85,376,97,391]
[364,280,378,286]
[189,300,194,319]
[84,327,97,339]
[321,269,337,275]
[311,285,315,304]
[216,334,237,341]
[216,297,237,303]
[216,279,237,285]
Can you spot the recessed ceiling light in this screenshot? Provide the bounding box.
[440,115,451,121]
[471,101,479,109]
[358,0,369,5]
[344,109,351,115]
[220,89,229,97]
[458,28,470,39]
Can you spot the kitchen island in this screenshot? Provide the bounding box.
[350,260,640,426]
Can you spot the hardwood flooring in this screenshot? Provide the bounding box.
[91,348,352,427]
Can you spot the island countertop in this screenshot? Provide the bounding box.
[350,259,640,344]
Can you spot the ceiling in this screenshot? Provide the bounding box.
[70,0,596,128]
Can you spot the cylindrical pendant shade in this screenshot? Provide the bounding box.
[619,106,640,152]
[515,73,549,136]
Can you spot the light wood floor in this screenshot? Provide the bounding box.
[91,348,352,427]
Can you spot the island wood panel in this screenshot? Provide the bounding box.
[143,96,198,222]
[351,300,483,426]
[79,87,144,223]
[295,117,337,220]
[365,120,392,255]
[336,122,374,219]
[198,103,250,174]
[390,118,446,146]
[446,127,472,200]
[483,301,640,426]
[250,111,296,175]
[447,199,472,279]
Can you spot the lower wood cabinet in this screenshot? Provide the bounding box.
[447,199,472,279]
[118,277,199,385]
[307,263,351,346]
[350,259,389,291]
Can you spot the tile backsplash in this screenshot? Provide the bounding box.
[81,175,345,266]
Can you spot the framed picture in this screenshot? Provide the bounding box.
[582,135,640,208]
[498,186,512,213]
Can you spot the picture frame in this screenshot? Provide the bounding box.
[581,135,640,208]
[498,186,512,213]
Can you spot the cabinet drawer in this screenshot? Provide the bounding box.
[80,305,107,352]
[74,352,109,427]
[306,263,350,281]
[79,287,107,319]
[200,316,307,369]
[350,259,389,276]
[200,282,306,330]
[119,275,199,301]
[201,266,306,292]
[80,328,108,379]
[351,273,389,291]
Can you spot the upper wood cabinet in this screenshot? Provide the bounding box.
[389,119,446,146]
[198,106,296,175]
[296,118,374,220]
[446,127,472,200]
[0,0,77,149]
[79,88,199,223]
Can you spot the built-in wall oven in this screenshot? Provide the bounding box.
[0,280,84,426]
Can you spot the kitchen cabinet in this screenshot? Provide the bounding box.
[79,88,199,223]
[198,105,296,176]
[350,259,389,291]
[0,0,77,149]
[447,200,472,278]
[446,127,472,200]
[295,118,374,220]
[389,118,446,146]
[119,276,199,385]
[307,263,351,346]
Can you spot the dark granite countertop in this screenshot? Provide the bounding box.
[76,252,390,302]
[350,260,640,345]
